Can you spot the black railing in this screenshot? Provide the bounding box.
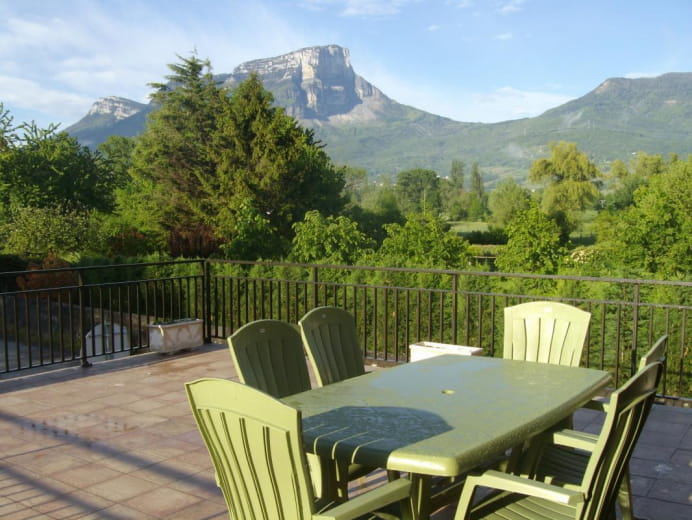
[205,260,691,400]
[0,261,204,371]
[1,259,690,400]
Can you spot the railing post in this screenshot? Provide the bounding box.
[452,273,458,345]
[631,283,640,375]
[203,260,211,343]
[78,272,91,368]
[311,266,319,309]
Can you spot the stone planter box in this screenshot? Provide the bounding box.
[409,341,483,362]
[148,319,203,354]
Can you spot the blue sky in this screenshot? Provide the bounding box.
[2,0,692,130]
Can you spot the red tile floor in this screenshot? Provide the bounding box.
[1,344,690,519]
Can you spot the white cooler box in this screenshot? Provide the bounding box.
[409,341,483,362]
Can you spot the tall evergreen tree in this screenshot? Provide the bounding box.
[129,55,345,258]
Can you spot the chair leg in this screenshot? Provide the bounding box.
[617,468,634,520]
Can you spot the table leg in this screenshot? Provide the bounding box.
[409,473,432,520]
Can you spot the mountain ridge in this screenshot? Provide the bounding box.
[66,45,692,180]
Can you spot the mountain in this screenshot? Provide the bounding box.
[67,96,152,148]
[66,45,692,181]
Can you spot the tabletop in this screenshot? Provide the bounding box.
[285,354,611,477]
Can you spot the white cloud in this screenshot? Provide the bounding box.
[0,1,307,126]
[495,32,513,40]
[372,76,574,123]
[497,0,525,15]
[458,86,574,122]
[0,75,94,124]
[449,0,474,8]
[299,0,414,17]
[427,24,441,31]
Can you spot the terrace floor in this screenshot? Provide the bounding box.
[1,343,690,520]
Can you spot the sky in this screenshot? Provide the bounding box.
[2,0,692,130]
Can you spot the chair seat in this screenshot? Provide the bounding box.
[468,490,577,520]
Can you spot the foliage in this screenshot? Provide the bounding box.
[529,141,601,233]
[130,55,345,258]
[441,160,466,219]
[595,157,692,278]
[487,177,531,227]
[1,204,96,260]
[290,210,375,265]
[212,74,346,245]
[0,121,114,212]
[395,168,442,215]
[374,212,470,270]
[449,159,464,190]
[97,135,136,189]
[128,54,227,255]
[342,165,368,204]
[219,198,282,260]
[495,204,566,275]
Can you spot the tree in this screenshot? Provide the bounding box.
[449,159,464,190]
[460,162,487,220]
[470,161,484,200]
[529,141,601,232]
[0,122,114,212]
[290,210,375,265]
[375,212,470,269]
[130,55,345,258]
[343,166,368,204]
[495,204,566,274]
[129,53,226,255]
[488,178,531,227]
[395,168,441,215]
[350,182,404,245]
[98,135,136,189]
[1,204,95,259]
[213,74,346,244]
[596,157,692,277]
[631,152,665,177]
[442,159,465,219]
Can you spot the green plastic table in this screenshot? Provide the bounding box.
[285,354,611,519]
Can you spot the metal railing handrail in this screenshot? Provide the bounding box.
[1,259,689,399]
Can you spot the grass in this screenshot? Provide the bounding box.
[448,221,489,234]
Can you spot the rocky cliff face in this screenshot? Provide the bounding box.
[86,96,147,120]
[222,45,392,122]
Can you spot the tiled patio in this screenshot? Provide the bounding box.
[1,343,690,520]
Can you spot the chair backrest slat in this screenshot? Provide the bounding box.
[638,334,668,373]
[504,301,591,367]
[186,378,315,519]
[299,306,365,387]
[228,320,312,398]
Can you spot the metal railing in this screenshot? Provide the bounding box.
[1,260,204,371]
[205,260,690,400]
[1,259,689,400]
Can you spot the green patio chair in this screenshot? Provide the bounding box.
[186,378,412,520]
[503,301,591,367]
[228,319,312,398]
[533,335,668,520]
[228,319,376,501]
[299,306,366,387]
[639,334,668,373]
[298,307,396,492]
[453,361,662,520]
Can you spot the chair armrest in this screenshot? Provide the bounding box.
[582,396,610,413]
[457,470,584,517]
[550,429,598,451]
[313,478,411,520]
